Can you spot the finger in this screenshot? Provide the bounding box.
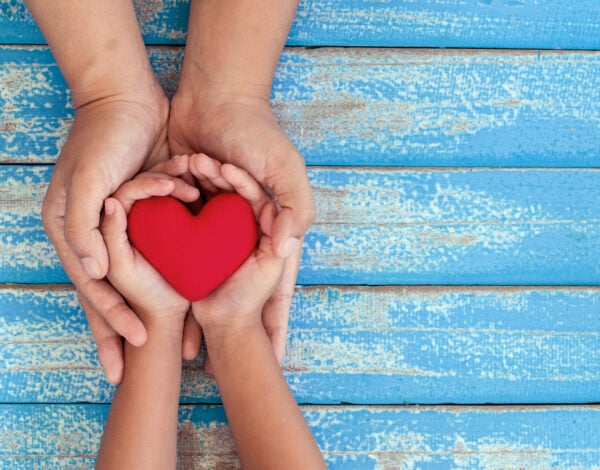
[112,176,198,213]
[80,277,147,347]
[43,177,147,348]
[42,172,69,260]
[261,240,302,363]
[137,173,201,205]
[190,153,235,194]
[147,154,197,188]
[112,176,174,213]
[182,311,203,360]
[63,167,112,279]
[101,198,135,270]
[147,154,191,178]
[259,202,278,237]
[79,293,124,385]
[222,163,270,219]
[265,154,316,258]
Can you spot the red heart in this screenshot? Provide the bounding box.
[127,194,258,301]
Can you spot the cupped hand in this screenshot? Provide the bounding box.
[42,90,170,383]
[187,154,285,335]
[168,90,315,362]
[101,163,199,327]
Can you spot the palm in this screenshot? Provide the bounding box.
[62,100,170,194]
[193,236,283,326]
[114,240,189,321]
[169,98,300,189]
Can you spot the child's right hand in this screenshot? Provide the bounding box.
[189,154,286,339]
[100,156,199,330]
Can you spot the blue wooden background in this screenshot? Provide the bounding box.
[1,1,600,468]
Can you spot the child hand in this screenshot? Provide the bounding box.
[188,154,285,337]
[100,156,200,329]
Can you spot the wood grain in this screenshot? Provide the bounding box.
[3,47,600,167]
[3,2,598,466]
[2,285,599,404]
[2,404,600,468]
[2,0,600,49]
[2,165,599,285]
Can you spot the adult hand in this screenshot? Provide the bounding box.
[169,89,315,363]
[42,90,171,384]
[26,0,189,384]
[165,0,311,364]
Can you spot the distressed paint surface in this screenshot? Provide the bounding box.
[2,404,600,468]
[2,4,600,466]
[3,47,600,166]
[2,0,600,49]
[2,286,599,404]
[2,166,599,285]
[303,167,600,285]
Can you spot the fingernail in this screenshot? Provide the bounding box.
[281,237,300,257]
[81,256,101,278]
[172,154,183,162]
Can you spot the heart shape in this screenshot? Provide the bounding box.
[127,193,258,301]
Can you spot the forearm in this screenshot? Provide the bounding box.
[96,321,183,470]
[24,0,158,107]
[180,0,299,99]
[205,325,325,470]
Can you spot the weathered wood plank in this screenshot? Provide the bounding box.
[2,166,599,285]
[2,285,599,404]
[2,404,600,468]
[3,47,600,167]
[2,0,600,49]
[303,167,600,285]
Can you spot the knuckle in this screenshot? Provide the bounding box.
[41,191,61,238]
[41,206,55,238]
[264,324,287,340]
[300,197,317,228]
[63,224,85,251]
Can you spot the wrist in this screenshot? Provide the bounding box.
[69,83,169,163]
[203,322,267,354]
[136,308,187,342]
[199,313,263,345]
[178,63,272,106]
[178,0,299,103]
[71,66,166,112]
[25,0,162,110]
[172,77,272,127]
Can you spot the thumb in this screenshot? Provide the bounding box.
[63,170,111,279]
[269,165,316,258]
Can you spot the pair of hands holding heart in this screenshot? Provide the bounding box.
[101,154,287,368]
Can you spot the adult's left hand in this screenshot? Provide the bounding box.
[169,90,315,364]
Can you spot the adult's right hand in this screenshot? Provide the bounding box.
[24,0,204,384]
[42,91,170,384]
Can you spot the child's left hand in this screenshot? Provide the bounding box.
[100,156,199,330]
[188,154,286,342]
